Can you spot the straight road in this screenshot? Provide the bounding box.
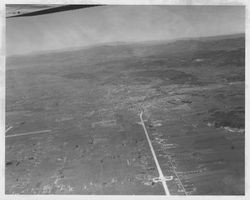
[139,111,171,195]
[6,129,52,138]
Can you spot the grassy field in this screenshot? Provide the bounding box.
[6,33,244,195]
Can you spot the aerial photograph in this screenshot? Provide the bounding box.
[5,4,245,195]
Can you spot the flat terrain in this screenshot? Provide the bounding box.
[6,34,245,195]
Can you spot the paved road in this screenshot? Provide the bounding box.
[139,111,171,195]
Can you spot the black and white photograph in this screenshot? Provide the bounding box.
[1,0,247,197]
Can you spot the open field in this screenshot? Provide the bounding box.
[6,34,245,195]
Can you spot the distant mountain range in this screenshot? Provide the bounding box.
[7,33,244,66]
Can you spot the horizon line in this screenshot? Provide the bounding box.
[6,32,245,58]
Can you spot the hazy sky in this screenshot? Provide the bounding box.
[6,5,245,55]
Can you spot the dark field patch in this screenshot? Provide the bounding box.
[221,73,245,82]
[209,110,245,129]
[193,135,229,149]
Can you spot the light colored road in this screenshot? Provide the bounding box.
[5,126,13,133]
[6,130,52,138]
[139,111,171,195]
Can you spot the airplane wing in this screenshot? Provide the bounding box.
[6,4,104,18]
